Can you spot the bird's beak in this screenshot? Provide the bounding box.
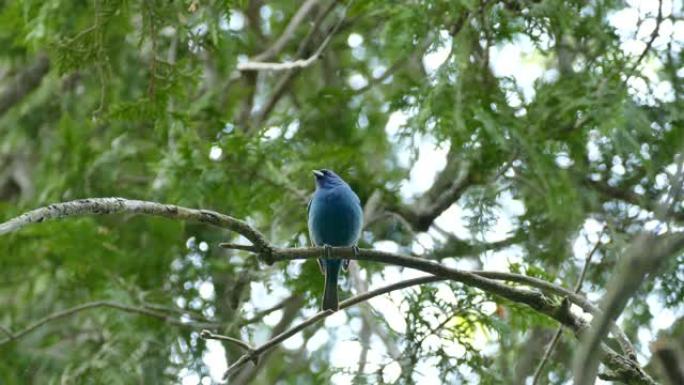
[312,170,324,178]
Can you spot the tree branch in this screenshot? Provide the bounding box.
[352,36,433,95]
[390,144,514,233]
[240,296,292,325]
[0,197,649,384]
[0,198,632,355]
[223,243,636,360]
[200,330,254,352]
[584,179,684,222]
[0,197,271,256]
[627,0,664,80]
[574,231,684,385]
[231,295,304,385]
[532,227,606,385]
[249,0,321,63]
[222,276,445,380]
[253,0,344,127]
[394,155,472,231]
[236,28,335,72]
[0,300,220,346]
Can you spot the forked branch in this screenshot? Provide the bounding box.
[0,197,654,385]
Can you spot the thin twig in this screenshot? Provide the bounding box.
[349,262,401,360]
[236,34,332,72]
[351,261,374,376]
[352,36,432,94]
[574,230,605,292]
[237,1,345,72]
[240,296,291,325]
[627,0,664,80]
[200,329,253,351]
[230,295,304,383]
[531,226,606,385]
[0,300,220,346]
[253,0,347,126]
[142,302,211,321]
[223,276,445,380]
[531,330,562,385]
[250,0,320,63]
[0,325,13,339]
[219,243,258,252]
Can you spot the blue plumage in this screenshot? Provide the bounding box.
[307,169,363,311]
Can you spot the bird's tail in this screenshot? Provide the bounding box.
[322,260,341,311]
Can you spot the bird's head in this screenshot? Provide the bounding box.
[313,169,345,189]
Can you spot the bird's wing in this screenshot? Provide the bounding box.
[352,188,361,206]
[308,195,325,274]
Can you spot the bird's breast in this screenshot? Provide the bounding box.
[308,187,363,247]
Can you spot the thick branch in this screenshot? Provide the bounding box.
[0,197,270,252]
[574,231,684,385]
[651,341,684,385]
[394,155,472,231]
[264,246,588,310]
[646,316,684,384]
[219,267,650,384]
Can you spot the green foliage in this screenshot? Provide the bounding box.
[1,0,683,384]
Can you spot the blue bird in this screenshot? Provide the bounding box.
[308,169,363,311]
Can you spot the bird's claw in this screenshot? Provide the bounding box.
[259,245,275,265]
[323,244,333,259]
[342,245,359,270]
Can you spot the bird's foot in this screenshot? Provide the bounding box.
[352,245,360,259]
[342,245,360,270]
[258,244,275,265]
[323,244,333,259]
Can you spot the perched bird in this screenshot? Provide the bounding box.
[307,169,363,311]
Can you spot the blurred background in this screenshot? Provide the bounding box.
[0,0,683,384]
